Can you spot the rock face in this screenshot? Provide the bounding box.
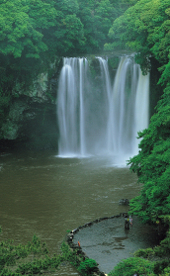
[0,64,61,150]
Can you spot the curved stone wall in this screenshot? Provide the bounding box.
[65,213,126,276]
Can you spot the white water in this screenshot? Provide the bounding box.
[57,56,150,163]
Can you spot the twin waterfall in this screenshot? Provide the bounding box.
[57,56,150,163]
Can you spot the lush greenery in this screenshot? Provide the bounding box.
[0,0,135,130]
[105,0,170,74]
[109,218,170,275]
[2,0,170,274]
[61,242,99,276]
[105,0,170,233]
[106,0,170,274]
[0,226,98,276]
[0,230,64,275]
[106,0,170,228]
[108,257,154,276]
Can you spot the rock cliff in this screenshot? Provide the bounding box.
[0,62,61,150]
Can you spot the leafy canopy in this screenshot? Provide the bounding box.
[0,0,135,129]
[0,0,58,58]
[0,233,65,275]
[105,0,170,225]
[105,0,170,75]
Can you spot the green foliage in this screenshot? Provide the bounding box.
[77,0,135,53]
[128,84,170,223]
[78,259,98,275]
[0,236,98,276]
[0,233,64,275]
[105,0,170,74]
[0,0,84,128]
[108,257,154,276]
[134,247,155,258]
[77,0,114,52]
[134,240,170,274]
[0,0,130,60]
[105,3,170,275]
[61,242,99,275]
[61,242,81,268]
[0,0,133,130]
[105,0,170,228]
[54,13,84,55]
[0,0,58,58]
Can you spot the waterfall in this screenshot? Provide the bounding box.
[57,55,150,162]
[57,57,89,157]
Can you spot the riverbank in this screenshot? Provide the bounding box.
[66,213,158,275]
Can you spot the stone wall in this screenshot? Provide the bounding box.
[65,213,125,276]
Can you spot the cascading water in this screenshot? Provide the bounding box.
[57,55,150,162]
[57,57,89,157]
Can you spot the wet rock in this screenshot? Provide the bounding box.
[115,214,120,218]
[70,244,79,249]
[119,199,129,205]
[93,219,100,223]
[71,228,78,234]
[100,217,109,221]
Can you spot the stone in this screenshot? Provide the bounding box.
[119,199,129,205]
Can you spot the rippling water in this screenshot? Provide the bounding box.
[0,150,141,275]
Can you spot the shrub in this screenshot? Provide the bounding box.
[78,259,98,276]
[134,247,154,258]
[108,257,154,276]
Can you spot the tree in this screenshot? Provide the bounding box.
[0,0,59,59]
[0,0,136,130]
[0,0,85,129]
[105,0,170,225]
[105,0,170,74]
[77,0,135,53]
[77,0,115,52]
[128,84,170,224]
[108,257,154,276]
[0,231,64,275]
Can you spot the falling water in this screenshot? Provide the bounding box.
[57,55,150,161]
[57,57,89,157]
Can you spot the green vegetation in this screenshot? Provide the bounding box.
[105,0,170,223]
[0,0,135,130]
[2,0,170,274]
[61,242,99,276]
[105,0,170,228]
[78,259,98,275]
[108,221,170,275]
[0,231,64,275]
[106,0,170,274]
[0,227,98,276]
[108,257,154,276]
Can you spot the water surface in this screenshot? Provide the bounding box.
[0,150,143,275]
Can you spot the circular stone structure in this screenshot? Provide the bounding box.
[67,214,158,275]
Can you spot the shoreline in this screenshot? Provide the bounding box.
[65,213,158,275]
